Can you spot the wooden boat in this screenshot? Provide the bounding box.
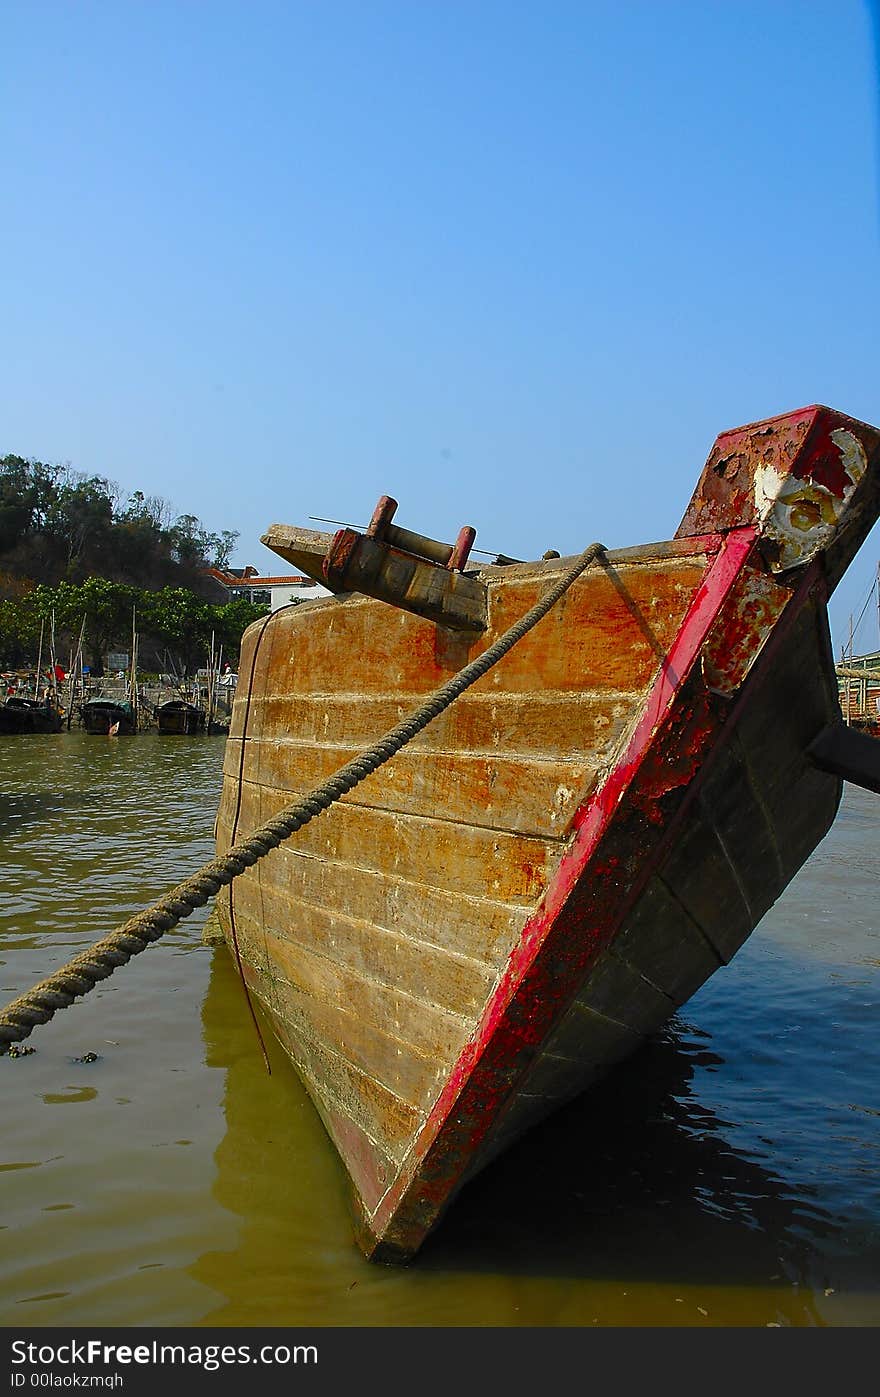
[156,698,207,734]
[0,695,64,734]
[213,404,880,1263]
[80,696,137,735]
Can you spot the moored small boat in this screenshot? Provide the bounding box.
[0,695,64,734]
[156,698,207,735]
[213,403,880,1262]
[80,696,137,735]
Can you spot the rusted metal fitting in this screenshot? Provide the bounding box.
[449,527,477,571]
[364,495,477,572]
[264,500,486,631]
[367,496,398,539]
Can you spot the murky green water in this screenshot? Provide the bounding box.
[1,732,878,1326]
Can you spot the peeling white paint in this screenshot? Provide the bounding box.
[754,429,867,570]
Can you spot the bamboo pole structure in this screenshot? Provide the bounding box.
[129,608,139,729]
[33,619,44,699]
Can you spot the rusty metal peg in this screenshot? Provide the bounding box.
[366,496,398,539]
[366,495,477,571]
[448,526,477,571]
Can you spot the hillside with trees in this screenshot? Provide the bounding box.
[0,454,239,588]
[0,455,267,674]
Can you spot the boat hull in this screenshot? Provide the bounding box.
[213,404,880,1260]
[156,701,206,735]
[80,701,137,735]
[0,699,63,734]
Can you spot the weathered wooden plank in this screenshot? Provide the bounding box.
[260,843,529,968]
[541,998,645,1062]
[227,915,474,1067]
[573,947,674,1034]
[326,529,489,632]
[227,918,467,1159]
[253,739,603,839]
[261,997,427,1164]
[611,873,723,1005]
[300,1085,401,1213]
[255,885,497,1018]
[247,690,641,765]
[477,538,716,573]
[234,782,560,904]
[266,972,450,1112]
[229,559,707,707]
[659,812,756,965]
[215,773,264,834]
[480,561,707,694]
[216,778,558,906]
[221,690,639,840]
[244,596,452,698]
[259,523,337,581]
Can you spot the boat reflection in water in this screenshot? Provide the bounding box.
[0,734,874,1326]
[190,882,879,1326]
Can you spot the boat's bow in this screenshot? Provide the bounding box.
[677,403,880,589]
[214,404,880,1262]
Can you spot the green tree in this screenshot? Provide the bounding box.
[170,514,212,569]
[211,529,239,571]
[46,475,116,575]
[28,580,84,636]
[212,596,270,658]
[30,578,138,673]
[0,455,62,554]
[1,451,247,607]
[0,574,269,674]
[141,587,212,674]
[0,596,40,667]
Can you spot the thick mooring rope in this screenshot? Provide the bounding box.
[0,542,606,1051]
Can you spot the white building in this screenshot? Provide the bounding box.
[206,567,331,612]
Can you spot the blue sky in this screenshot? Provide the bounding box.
[2,1,879,653]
